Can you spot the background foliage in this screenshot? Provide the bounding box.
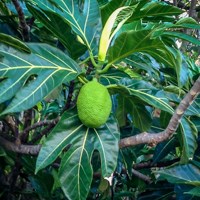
[0,0,200,199]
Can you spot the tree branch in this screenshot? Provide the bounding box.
[28,122,56,144]
[64,80,75,111]
[131,169,152,184]
[20,118,59,137]
[11,0,30,41]
[0,136,41,155]
[119,76,200,148]
[189,0,197,18]
[133,158,180,170]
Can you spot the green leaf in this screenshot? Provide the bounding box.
[35,111,84,173]
[180,118,198,163]
[91,122,119,177]
[36,109,119,199]
[113,79,174,114]
[129,1,183,21]
[99,68,130,85]
[155,163,200,186]
[169,48,183,87]
[152,138,177,164]
[59,141,93,200]
[176,17,199,25]
[100,0,128,26]
[163,31,200,46]
[185,187,200,197]
[0,43,81,114]
[28,0,101,55]
[26,4,87,59]
[0,146,6,157]
[107,29,176,68]
[185,96,200,117]
[98,6,134,62]
[29,172,54,198]
[192,117,200,131]
[0,33,31,53]
[116,95,152,131]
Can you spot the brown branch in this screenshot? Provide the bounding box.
[86,61,94,75]
[132,169,152,184]
[64,80,75,111]
[9,155,22,193]
[189,0,197,18]
[21,109,33,143]
[119,76,200,148]
[28,123,56,144]
[11,0,30,41]
[0,136,41,155]
[20,118,59,138]
[133,158,180,170]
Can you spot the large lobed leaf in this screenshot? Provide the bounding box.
[27,0,101,55]
[0,43,81,114]
[26,5,87,59]
[36,109,120,200]
[107,29,177,69]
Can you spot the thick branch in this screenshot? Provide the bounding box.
[119,76,200,148]
[0,136,41,155]
[189,0,197,18]
[11,0,30,41]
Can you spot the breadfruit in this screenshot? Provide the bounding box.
[77,79,112,128]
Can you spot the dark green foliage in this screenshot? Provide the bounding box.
[0,0,199,199]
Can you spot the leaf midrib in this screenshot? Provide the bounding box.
[36,123,84,172]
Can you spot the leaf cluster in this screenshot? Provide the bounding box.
[0,0,200,199]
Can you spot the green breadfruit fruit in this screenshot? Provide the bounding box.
[77,79,112,128]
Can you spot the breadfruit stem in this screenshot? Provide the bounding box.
[89,52,102,69]
[97,63,112,74]
[78,76,88,84]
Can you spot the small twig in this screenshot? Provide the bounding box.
[64,80,75,111]
[173,0,177,6]
[9,155,22,193]
[119,76,200,148]
[28,123,56,144]
[27,16,35,29]
[86,61,94,75]
[21,109,33,143]
[133,158,180,170]
[20,118,59,138]
[132,169,152,184]
[11,0,30,41]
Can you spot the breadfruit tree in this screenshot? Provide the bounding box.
[0,0,200,199]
